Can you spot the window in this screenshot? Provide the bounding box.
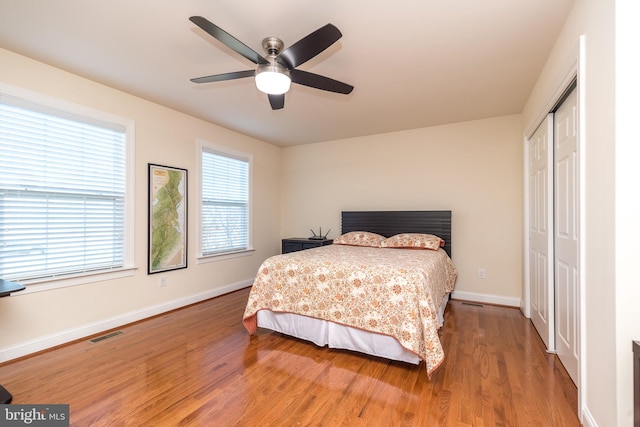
[199,142,251,257]
[0,86,134,285]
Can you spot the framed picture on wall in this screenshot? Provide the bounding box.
[148,163,188,274]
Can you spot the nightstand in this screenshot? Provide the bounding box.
[282,237,333,254]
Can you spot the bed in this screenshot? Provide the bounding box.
[243,211,457,377]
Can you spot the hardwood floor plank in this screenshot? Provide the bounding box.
[0,289,580,426]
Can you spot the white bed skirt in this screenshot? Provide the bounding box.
[256,292,450,365]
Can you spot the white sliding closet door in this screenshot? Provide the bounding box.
[528,115,554,350]
[554,88,579,384]
[526,86,580,385]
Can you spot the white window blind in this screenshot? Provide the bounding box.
[0,94,127,281]
[201,149,250,256]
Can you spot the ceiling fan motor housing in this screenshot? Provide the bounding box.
[262,37,284,56]
[254,37,291,95]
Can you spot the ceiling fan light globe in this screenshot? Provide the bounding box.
[255,64,291,95]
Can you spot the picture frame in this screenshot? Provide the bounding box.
[148,163,188,274]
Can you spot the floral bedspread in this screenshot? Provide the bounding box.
[242,244,457,377]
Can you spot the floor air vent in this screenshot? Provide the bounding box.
[89,331,124,344]
[461,302,485,307]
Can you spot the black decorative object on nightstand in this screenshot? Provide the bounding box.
[282,237,333,254]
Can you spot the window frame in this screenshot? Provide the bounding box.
[196,140,253,263]
[0,82,136,293]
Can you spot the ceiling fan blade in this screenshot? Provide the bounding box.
[189,16,269,65]
[278,24,342,69]
[191,70,255,84]
[290,69,354,94]
[268,94,285,110]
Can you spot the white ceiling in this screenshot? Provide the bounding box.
[0,0,574,147]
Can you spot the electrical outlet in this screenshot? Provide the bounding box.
[478,268,486,279]
[159,276,167,287]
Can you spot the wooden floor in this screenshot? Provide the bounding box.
[0,288,580,426]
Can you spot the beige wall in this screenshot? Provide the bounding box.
[521,0,640,425]
[0,48,282,359]
[281,115,523,305]
[615,2,640,426]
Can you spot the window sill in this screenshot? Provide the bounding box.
[197,248,255,264]
[13,267,137,295]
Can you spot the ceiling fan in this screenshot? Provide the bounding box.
[189,16,354,110]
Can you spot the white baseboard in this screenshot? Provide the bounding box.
[580,407,598,427]
[451,290,521,308]
[0,279,253,363]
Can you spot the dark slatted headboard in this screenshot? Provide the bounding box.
[341,210,452,257]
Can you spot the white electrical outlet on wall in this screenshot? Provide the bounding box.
[478,268,486,279]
